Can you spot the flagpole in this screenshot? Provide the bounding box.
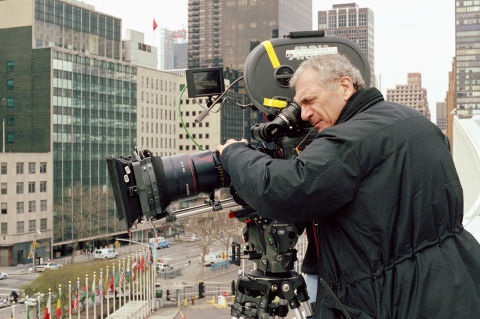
[37,292,40,319]
[68,281,72,319]
[93,272,97,319]
[112,262,116,313]
[100,269,104,319]
[106,266,110,318]
[117,260,121,309]
[127,256,131,304]
[48,288,51,319]
[58,285,62,319]
[77,278,80,319]
[123,258,126,306]
[85,275,89,319]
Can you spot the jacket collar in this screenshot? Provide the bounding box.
[335,87,384,125]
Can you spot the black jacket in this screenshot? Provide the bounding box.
[220,88,480,318]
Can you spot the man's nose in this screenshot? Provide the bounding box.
[301,106,311,121]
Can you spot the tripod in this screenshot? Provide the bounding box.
[230,270,313,319]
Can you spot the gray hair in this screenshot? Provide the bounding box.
[289,53,366,90]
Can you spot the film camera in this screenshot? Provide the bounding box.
[107,31,370,318]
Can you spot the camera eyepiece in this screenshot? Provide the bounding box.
[250,101,302,142]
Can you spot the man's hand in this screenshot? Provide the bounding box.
[216,139,248,156]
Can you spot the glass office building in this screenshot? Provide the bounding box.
[51,50,136,243]
[455,0,480,113]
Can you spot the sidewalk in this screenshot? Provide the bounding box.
[148,304,180,319]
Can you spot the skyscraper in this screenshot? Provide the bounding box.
[317,3,375,86]
[436,102,447,134]
[386,73,431,119]
[455,1,480,114]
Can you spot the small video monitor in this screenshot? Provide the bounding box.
[186,67,225,98]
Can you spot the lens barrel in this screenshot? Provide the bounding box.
[160,150,230,203]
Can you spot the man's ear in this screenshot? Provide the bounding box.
[339,76,355,101]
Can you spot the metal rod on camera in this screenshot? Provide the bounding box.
[170,197,240,219]
[195,76,244,123]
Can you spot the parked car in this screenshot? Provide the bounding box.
[36,263,63,272]
[0,272,7,280]
[93,248,118,259]
[185,234,201,242]
[156,262,174,273]
[149,237,171,249]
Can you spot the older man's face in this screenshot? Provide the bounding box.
[294,68,351,132]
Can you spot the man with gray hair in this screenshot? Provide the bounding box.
[217,53,480,318]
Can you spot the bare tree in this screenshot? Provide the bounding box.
[55,183,112,263]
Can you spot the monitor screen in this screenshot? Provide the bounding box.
[186,67,224,98]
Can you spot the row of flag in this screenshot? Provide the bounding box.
[25,254,151,319]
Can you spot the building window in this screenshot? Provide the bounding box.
[7,97,14,107]
[328,15,337,28]
[6,115,14,125]
[29,220,36,232]
[1,203,6,214]
[359,12,367,26]
[7,133,14,143]
[16,162,24,174]
[16,221,24,234]
[7,79,14,90]
[7,61,14,72]
[16,202,24,214]
[1,183,6,194]
[16,182,23,194]
[1,163,6,174]
[1,223,6,235]
[28,182,36,193]
[28,162,36,174]
[40,218,47,230]
[29,201,36,213]
[40,200,47,211]
[40,162,47,173]
[348,13,357,26]
[40,181,47,192]
[339,14,346,27]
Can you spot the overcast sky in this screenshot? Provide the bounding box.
[82,0,455,121]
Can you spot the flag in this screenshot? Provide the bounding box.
[36,298,40,319]
[119,269,125,286]
[73,290,79,312]
[110,271,114,293]
[55,294,61,319]
[90,283,95,304]
[140,256,145,272]
[80,285,87,306]
[27,305,31,319]
[114,268,120,286]
[153,19,158,30]
[44,294,51,319]
[126,269,131,283]
[98,277,103,299]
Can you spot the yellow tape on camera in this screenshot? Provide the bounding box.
[262,41,280,69]
[263,98,287,108]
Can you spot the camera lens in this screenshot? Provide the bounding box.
[160,150,230,202]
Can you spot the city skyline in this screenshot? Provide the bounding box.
[80,0,455,122]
